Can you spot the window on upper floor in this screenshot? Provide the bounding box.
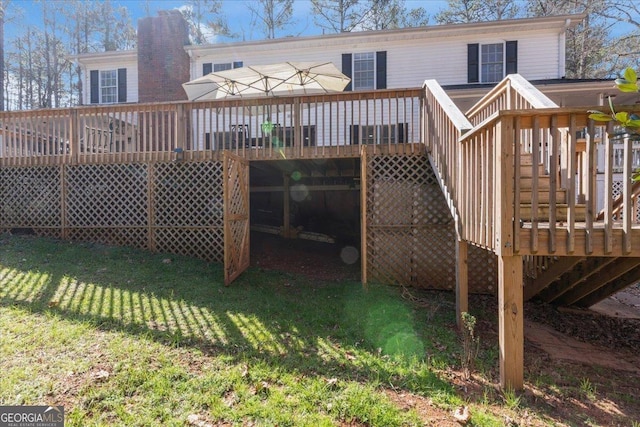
[353,52,375,90]
[481,43,504,83]
[100,70,118,104]
[468,41,517,84]
[341,51,387,91]
[90,68,127,104]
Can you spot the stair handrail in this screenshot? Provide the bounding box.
[596,179,640,221]
[465,74,558,126]
[422,79,473,236]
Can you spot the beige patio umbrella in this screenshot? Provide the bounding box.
[182,61,350,101]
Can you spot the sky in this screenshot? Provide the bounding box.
[7,0,450,42]
[6,0,635,43]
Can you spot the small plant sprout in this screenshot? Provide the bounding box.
[502,386,522,411]
[460,312,480,380]
[580,377,597,400]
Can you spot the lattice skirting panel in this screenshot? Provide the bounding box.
[365,153,497,292]
[0,165,62,231]
[0,161,225,263]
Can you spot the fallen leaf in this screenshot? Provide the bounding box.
[91,370,110,382]
[453,405,470,425]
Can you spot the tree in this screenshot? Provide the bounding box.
[95,0,136,51]
[61,0,99,105]
[526,0,611,78]
[401,6,430,28]
[435,0,519,24]
[180,0,233,44]
[593,0,640,71]
[359,0,406,30]
[0,0,7,111]
[310,0,366,33]
[247,0,294,39]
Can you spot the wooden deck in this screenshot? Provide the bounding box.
[0,88,422,167]
[2,77,640,391]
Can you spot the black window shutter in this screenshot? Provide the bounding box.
[90,70,99,104]
[467,44,479,83]
[203,63,212,75]
[342,53,352,91]
[117,68,127,103]
[376,51,387,89]
[398,123,405,143]
[505,41,518,74]
[233,61,243,69]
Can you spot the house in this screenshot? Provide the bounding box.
[75,11,640,176]
[4,11,640,391]
[75,10,599,108]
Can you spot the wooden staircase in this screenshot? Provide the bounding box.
[525,255,640,307]
[520,154,640,307]
[518,153,586,222]
[424,75,640,390]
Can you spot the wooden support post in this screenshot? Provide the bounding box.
[360,146,368,286]
[283,174,290,238]
[69,109,80,165]
[498,255,524,391]
[456,238,469,328]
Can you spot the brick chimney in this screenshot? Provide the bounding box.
[137,10,190,103]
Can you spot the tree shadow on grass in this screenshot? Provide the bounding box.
[0,234,458,404]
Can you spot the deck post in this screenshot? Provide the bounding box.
[494,117,523,390]
[498,254,524,391]
[69,108,80,165]
[455,237,468,327]
[283,174,290,238]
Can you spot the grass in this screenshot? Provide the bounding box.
[1,234,638,426]
[0,234,474,426]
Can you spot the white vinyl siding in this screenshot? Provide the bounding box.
[191,31,559,91]
[82,56,138,105]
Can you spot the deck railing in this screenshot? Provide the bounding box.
[423,80,473,231]
[459,108,640,256]
[0,89,422,166]
[424,75,640,256]
[465,74,558,126]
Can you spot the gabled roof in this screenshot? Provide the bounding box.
[184,14,586,58]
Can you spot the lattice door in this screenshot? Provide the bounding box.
[363,152,457,288]
[223,152,250,285]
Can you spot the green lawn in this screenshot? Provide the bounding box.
[0,234,520,426]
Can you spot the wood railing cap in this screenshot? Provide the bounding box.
[423,80,473,132]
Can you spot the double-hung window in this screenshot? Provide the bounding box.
[100,70,118,104]
[481,43,504,83]
[341,51,387,91]
[90,68,126,104]
[353,52,375,90]
[468,41,517,84]
[202,61,243,76]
